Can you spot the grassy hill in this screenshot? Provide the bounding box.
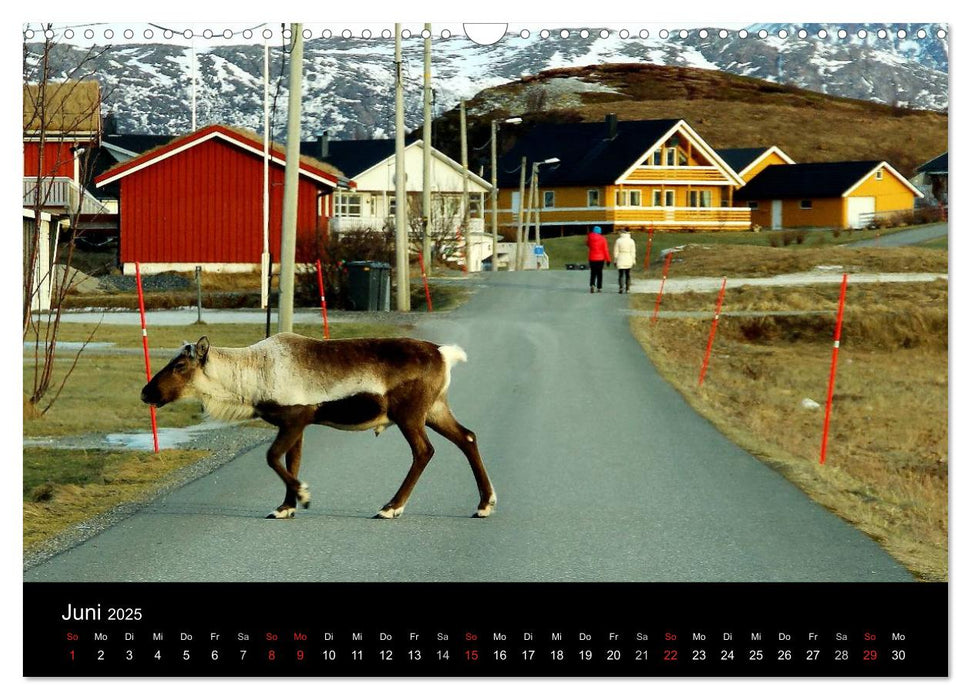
[431,63,947,177]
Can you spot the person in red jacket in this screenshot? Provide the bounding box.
[586,226,611,293]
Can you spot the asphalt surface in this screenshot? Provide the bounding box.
[24,270,913,583]
[843,221,947,248]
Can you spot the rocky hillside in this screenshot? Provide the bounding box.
[433,63,947,177]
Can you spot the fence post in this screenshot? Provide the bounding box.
[135,262,159,453]
[698,277,728,387]
[643,227,654,272]
[820,273,849,464]
[651,251,673,324]
[315,259,330,339]
[418,251,433,312]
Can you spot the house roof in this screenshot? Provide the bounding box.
[301,139,398,176]
[736,161,922,200]
[916,152,947,175]
[95,124,350,189]
[102,133,176,159]
[716,146,794,177]
[495,118,685,188]
[303,137,490,189]
[23,81,101,134]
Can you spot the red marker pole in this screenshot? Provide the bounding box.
[315,259,330,339]
[643,227,654,272]
[418,251,433,312]
[135,262,160,453]
[698,277,728,387]
[820,273,849,464]
[651,252,673,324]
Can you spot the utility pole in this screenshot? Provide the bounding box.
[422,23,432,275]
[261,39,270,309]
[278,23,303,333]
[394,23,410,311]
[460,100,470,273]
[490,119,498,271]
[516,156,526,270]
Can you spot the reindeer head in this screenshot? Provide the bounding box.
[141,337,210,407]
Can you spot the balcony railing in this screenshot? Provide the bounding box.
[23,177,109,215]
[624,166,731,183]
[332,215,485,234]
[611,206,750,225]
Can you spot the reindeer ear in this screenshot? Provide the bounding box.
[196,337,211,362]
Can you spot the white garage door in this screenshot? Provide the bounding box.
[846,196,876,229]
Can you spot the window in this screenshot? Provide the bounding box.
[587,189,600,207]
[615,190,642,207]
[875,169,883,180]
[699,191,712,207]
[511,191,521,212]
[689,191,698,208]
[336,193,362,217]
[543,191,555,208]
[678,150,688,166]
[664,190,675,207]
[748,201,759,210]
[651,150,662,166]
[800,200,813,209]
[389,196,397,217]
[666,148,676,166]
[469,193,483,217]
[629,190,642,206]
[653,190,663,207]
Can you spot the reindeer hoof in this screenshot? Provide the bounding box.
[374,505,404,519]
[266,507,296,519]
[297,482,311,509]
[474,494,497,518]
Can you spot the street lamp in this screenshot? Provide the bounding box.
[490,116,522,271]
[528,157,560,268]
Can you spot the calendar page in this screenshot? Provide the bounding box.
[21,15,949,681]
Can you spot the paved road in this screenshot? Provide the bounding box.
[843,222,947,248]
[24,271,911,582]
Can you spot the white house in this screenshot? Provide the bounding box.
[302,135,492,268]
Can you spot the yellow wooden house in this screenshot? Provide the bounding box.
[735,160,923,230]
[495,116,749,236]
[716,146,795,183]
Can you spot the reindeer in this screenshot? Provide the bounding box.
[140,333,496,520]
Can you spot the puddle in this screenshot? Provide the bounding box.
[25,422,232,451]
[23,341,116,351]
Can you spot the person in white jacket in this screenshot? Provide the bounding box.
[613,229,637,293]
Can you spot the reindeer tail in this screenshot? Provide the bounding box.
[438,344,468,368]
[438,345,467,396]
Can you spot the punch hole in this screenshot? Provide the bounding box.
[540,29,551,39]
[462,23,507,45]
[659,30,669,39]
[738,29,749,39]
[342,29,352,39]
[778,29,788,39]
[441,29,452,39]
[699,29,709,39]
[520,30,530,39]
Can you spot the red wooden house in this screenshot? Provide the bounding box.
[23,80,107,217]
[95,124,353,274]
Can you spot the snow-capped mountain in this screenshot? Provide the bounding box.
[24,22,948,141]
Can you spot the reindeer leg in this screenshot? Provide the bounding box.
[286,435,311,509]
[375,419,434,519]
[265,424,310,519]
[427,399,496,518]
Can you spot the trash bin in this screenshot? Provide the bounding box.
[344,261,391,311]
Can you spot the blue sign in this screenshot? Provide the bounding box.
[534,245,545,256]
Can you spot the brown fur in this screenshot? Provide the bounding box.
[141,333,496,519]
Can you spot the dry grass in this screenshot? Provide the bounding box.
[630,281,948,581]
[23,448,208,551]
[662,243,948,278]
